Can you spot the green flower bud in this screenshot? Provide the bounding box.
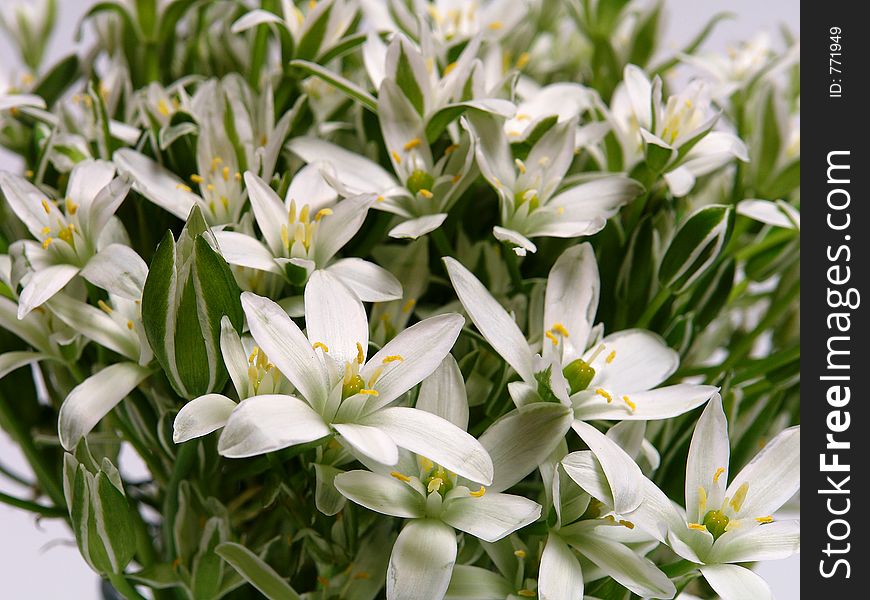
[659,205,734,294]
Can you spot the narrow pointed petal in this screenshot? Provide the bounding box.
[86,177,132,237]
[288,137,398,196]
[571,421,643,514]
[59,362,152,450]
[361,313,464,408]
[334,422,400,466]
[686,394,729,523]
[0,351,49,379]
[0,172,51,239]
[544,243,598,363]
[441,492,540,542]
[538,533,584,600]
[218,394,331,458]
[699,564,772,600]
[709,520,800,563]
[113,149,198,220]
[241,292,329,406]
[443,257,534,383]
[243,172,287,255]
[305,270,369,366]
[286,163,338,212]
[220,316,251,399]
[334,470,425,518]
[726,425,800,518]
[18,263,80,318]
[80,244,148,300]
[416,354,469,430]
[313,194,375,265]
[590,329,679,392]
[173,393,237,443]
[547,177,642,222]
[389,214,448,240]
[572,384,715,422]
[361,407,493,486]
[623,65,653,129]
[325,258,403,302]
[387,519,457,600]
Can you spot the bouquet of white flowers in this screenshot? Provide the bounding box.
[0,1,799,599]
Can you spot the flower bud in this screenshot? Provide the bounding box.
[141,206,244,399]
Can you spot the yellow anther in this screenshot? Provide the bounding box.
[595,388,613,403]
[299,204,310,223]
[469,486,486,498]
[64,198,79,215]
[126,320,134,330]
[352,572,370,580]
[390,471,411,482]
[538,156,551,167]
[97,300,113,314]
[404,138,422,151]
[206,183,216,192]
[222,166,230,181]
[444,144,459,155]
[755,515,774,524]
[317,576,329,587]
[443,62,457,76]
[220,196,229,209]
[366,366,384,388]
[359,389,379,396]
[376,195,385,203]
[280,224,290,248]
[391,151,402,164]
[312,342,329,353]
[516,113,531,121]
[190,174,204,183]
[698,486,708,513]
[622,396,637,412]
[248,347,259,364]
[42,237,53,249]
[545,330,559,346]
[25,170,34,178]
[451,174,461,184]
[515,52,531,69]
[176,184,192,192]
[382,355,404,363]
[41,199,52,214]
[420,457,434,471]
[730,482,749,513]
[517,590,536,597]
[488,20,503,30]
[688,523,708,532]
[157,99,170,117]
[514,158,526,174]
[551,323,569,337]
[402,298,416,313]
[356,342,365,364]
[427,477,444,493]
[619,520,635,529]
[418,188,433,199]
[713,467,726,483]
[211,157,223,170]
[492,177,502,188]
[514,549,527,558]
[606,350,617,364]
[234,172,242,181]
[315,208,333,221]
[41,226,51,235]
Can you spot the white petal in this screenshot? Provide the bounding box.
[80,244,148,300]
[416,354,468,430]
[389,214,448,240]
[59,362,152,450]
[699,564,772,600]
[46,294,139,361]
[241,292,330,407]
[173,393,237,443]
[726,425,800,518]
[360,407,493,486]
[85,176,132,237]
[305,270,369,367]
[563,526,675,599]
[286,163,338,213]
[243,171,286,255]
[326,258,403,302]
[218,394,331,458]
[387,519,457,600]
[547,177,642,222]
[590,329,679,392]
[623,65,653,130]
[230,8,285,33]
[686,394,729,523]
[113,149,198,220]
[571,421,644,514]
[0,351,49,379]
[492,226,537,254]
[0,94,45,111]
[18,263,80,318]
[538,533,584,600]
[663,166,696,197]
[709,520,800,563]
[737,199,800,229]
[443,257,535,383]
[544,243,598,364]
[334,422,400,466]
[572,384,715,422]
[361,313,464,408]
[479,403,573,492]
[466,112,516,192]
[313,194,374,265]
[219,316,250,399]
[67,159,116,213]
[333,470,424,518]
[288,137,398,196]
[0,172,51,239]
[441,492,541,542]
[378,78,431,176]
[214,231,283,274]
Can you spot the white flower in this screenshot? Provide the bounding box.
[681,33,775,99]
[563,395,800,600]
[213,169,401,301]
[0,0,56,70]
[445,244,716,509]
[468,112,642,254]
[201,271,493,486]
[0,160,133,318]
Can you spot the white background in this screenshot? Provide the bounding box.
[1,1,799,598]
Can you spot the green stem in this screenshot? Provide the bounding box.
[503,244,525,294]
[0,490,66,518]
[430,228,454,259]
[661,559,699,578]
[635,286,670,329]
[109,411,167,486]
[107,572,148,600]
[161,441,198,561]
[0,460,32,486]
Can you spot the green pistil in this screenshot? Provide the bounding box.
[406,170,435,195]
[562,358,596,394]
[342,374,365,399]
[702,509,730,540]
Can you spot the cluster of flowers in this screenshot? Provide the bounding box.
[0,1,799,599]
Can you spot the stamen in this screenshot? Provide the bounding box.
[312,342,329,353]
[487,21,503,30]
[545,330,559,346]
[382,355,404,363]
[444,144,459,156]
[41,199,52,214]
[513,550,526,558]
[248,348,259,364]
[688,523,707,532]
[391,151,402,164]
[729,483,749,513]
[366,367,383,388]
[515,52,531,69]
[551,323,569,337]
[619,520,635,529]
[586,343,606,363]
[622,396,636,412]
[713,467,726,483]
[176,184,192,192]
[402,299,416,313]
[514,158,526,174]
[517,590,536,598]
[157,99,170,117]
[315,208,333,221]
[97,300,113,314]
[234,172,242,181]
[191,174,204,184]
[222,166,230,181]
[206,184,216,192]
[356,342,365,364]
[469,486,486,498]
[403,138,422,151]
[42,237,53,249]
[698,486,708,514]
[606,350,617,364]
[595,388,613,403]
[755,516,774,524]
[427,477,444,493]
[126,320,134,329]
[390,471,411,482]
[41,226,50,235]
[443,62,457,76]
[352,572,370,580]
[65,198,79,215]
[359,389,379,396]
[418,189,433,199]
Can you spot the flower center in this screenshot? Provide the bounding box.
[406,169,434,197]
[247,346,281,395]
[701,509,730,540]
[280,199,333,255]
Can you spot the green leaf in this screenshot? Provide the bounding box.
[289,60,377,113]
[191,518,227,600]
[762,160,800,198]
[756,88,783,187]
[94,470,137,573]
[33,55,80,107]
[129,564,184,589]
[295,0,335,61]
[216,542,302,600]
[659,205,733,293]
[393,42,425,115]
[141,230,180,393]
